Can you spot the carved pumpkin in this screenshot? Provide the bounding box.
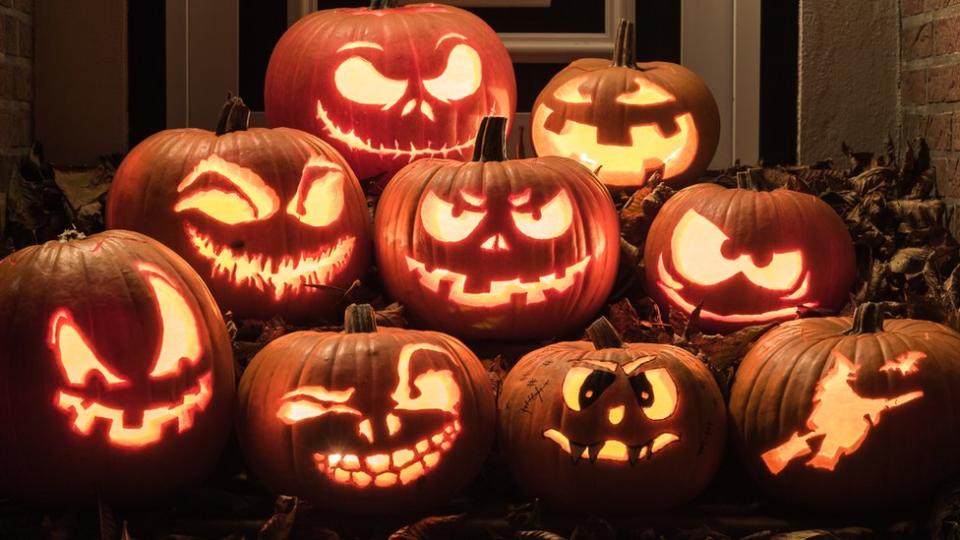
[0,230,234,501]
[237,304,496,514]
[730,303,960,510]
[643,177,856,333]
[498,317,726,513]
[107,96,371,323]
[264,0,517,182]
[532,20,719,189]
[375,116,619,341]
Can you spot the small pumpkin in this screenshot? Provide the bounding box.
[498,317,726,513]
[237,304,496,514]
[265,0,517,181]
[729,303,960,511]
[107,96,371,323]
[0,230,235,502]
[532,19,720,189]
[643,175,856,333]
[375,116,620,341]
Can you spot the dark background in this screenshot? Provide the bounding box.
[129,0,798,165]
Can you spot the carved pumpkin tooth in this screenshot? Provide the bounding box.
[569,442,587,464]
[352,471,372,488]
[587,442,603,463]
[392,448,415,468]
[415,440,430,454]
[627,445,643,466]
[334,468,351,483]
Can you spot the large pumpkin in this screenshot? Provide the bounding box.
[264,0,517,182]
[729,303,960,511]
[643,177,856,333]
[532,19,719,189]
[107,96,371,323]
[237,304,496,514]
[375,116,620,341]
[0,230,235,502]
[498,317,726,513]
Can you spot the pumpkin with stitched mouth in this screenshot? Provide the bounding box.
[264,0,517,181]
[0,230,234,502]
[107,96,371,323]
[237,304,496,514]
[643,176,856,334]
[532,19,719,189]
[375,116,620,341]
[498,317,726,513]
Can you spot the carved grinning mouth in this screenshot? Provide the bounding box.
[316,100,477,161]
[405,255,591,308]
[55,372,213,448]
[313,419,461,488]
[185,225,355,301]
[542,428,679,465]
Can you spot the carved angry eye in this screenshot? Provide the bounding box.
[616,79,675,105]
[277,385,362,424]
[392,343,461,414]
[139,262,203,379]
[671,209,804,290]
[552,76,591,104]
[510,189,574,240]
[562,366,616,412]
[630,368,678,420]
[286,156,346,228]
[423,44,483,102]
[175,155,281,224]
[335,56,409,109]
[420,190,486,243]
[50,310,128,387]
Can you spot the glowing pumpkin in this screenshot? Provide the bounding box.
[375,116,620,340]
[498,317,726,513]
[237,304,495,513]
[107,96,371,323]
[730,303,960,511]
[264,0,517,181]
[0,230,234,502]
[532,19,720,189]
[643,179,856,334]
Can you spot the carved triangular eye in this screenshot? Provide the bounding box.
[420,190,485,243]
[286,157,347,228]
[423,44,483,102]
[174,155,281,224]
[49,309,127,387]
[335,56,409,109]
[138,262,203,379]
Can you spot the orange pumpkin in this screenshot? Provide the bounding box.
[532,20,720,189]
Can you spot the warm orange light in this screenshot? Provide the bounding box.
[138,263,203,379]
[616,79,676,105]
[334,56,408,108]
[358,418,374,443]
[49,309,128,387]
[420,191,486,243]
[386,413,402,436]
[607,405,625,425]
[561,366,594,412]
[510,190,573,240]
[762,350,925,475]
[423,44,483,102]
[640,367,678,420]
[175,155,281,223]
[542,429,680,464]
[276,385,361,424]
[480,234,510,251]
[392,343,461,414]
[286,156,346,228]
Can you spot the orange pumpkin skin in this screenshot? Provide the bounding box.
[237,305,496,514]
[107,101,371,323]
[0,230,235,502]
[643,182,856,334]
[375,117,620,341]
[729,304,960,511]
[532,21,719,189]
[498,320,726,514]
[264,2,516,181]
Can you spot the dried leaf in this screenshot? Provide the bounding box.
[257,496,298,540]
[374,302,408,328]
[620,181,674,246]
[98,498,119,540]
[515,531,567,540]
[389,514,466,540]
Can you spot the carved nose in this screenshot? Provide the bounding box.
[481,234,510,252]
[400,99,435,122]
[607,405,625,425]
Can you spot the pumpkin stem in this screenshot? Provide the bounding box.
[344,304,378,333]
[612,18,636,68]
[370,0,396,9]
[586,317,625,349]
[472,116,509,162]
[845,303,885,335]
[216,93,251,136]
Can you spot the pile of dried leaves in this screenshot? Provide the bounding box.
[3,139,960,539]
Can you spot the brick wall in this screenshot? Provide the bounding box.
[0,0,32,200]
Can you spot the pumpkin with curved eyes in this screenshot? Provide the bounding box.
[264,0,516,182]
[498,317,726,513]
[531,19,719,189]
[237,304,496,513]
[375,116,620,341]
[107,96,371,323]
[0,230,235,502]
[643,178,856,333]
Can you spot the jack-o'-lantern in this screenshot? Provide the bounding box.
[532,20,719,189]
[375,116,620,341]
[237,304,496,514]
[0,230,234,502]
[107,96,371,323]
[643,178,856,334]
[264,0,517,181]
[498,317,726,513]
[730,303,960,511]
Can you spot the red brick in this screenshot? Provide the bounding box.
[13,63,29,102]
[952,114,960,150]
[16,108,30,146]
[902,69,927,104]
[0,0,13,7]
[15,0,32,13]
[926,113,953,149]
[903,0,925,16]
[928,64,960,102]
[934,16,960,55]
[0,109,13,148]
[903,22,933,60]
[904,114,922,143]
[934,157,960,197]
[18,21,30,58]
[927,0,951,9]
[2,16,17,57]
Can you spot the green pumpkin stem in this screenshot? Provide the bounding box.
[845,303,885,335]
[216,93,251,136]
[344,304,378,333]
[586,317,625,349]
[612,18,636,68]
[472,116,509,162]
